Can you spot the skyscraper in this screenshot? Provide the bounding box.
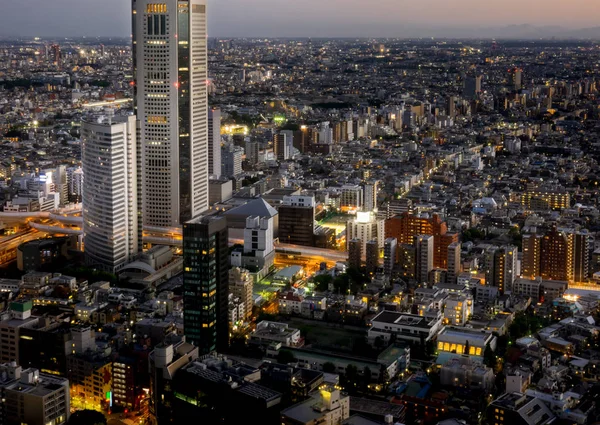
[82,114,140,273]
[133,0,209,228]
[363,182,378,212]
[273,133,289,161]
[521,234,542,279]
[208,107,222,178]
[182,212,229,354]
[278,195,316,247]
[485,246,518,294]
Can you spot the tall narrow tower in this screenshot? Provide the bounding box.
[133,0,209,228]
[82,115,140,273]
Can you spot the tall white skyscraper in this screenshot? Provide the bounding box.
[82,115,140,273]
[133,0,209,228]
[208,107,222,178]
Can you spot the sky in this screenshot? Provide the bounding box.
[1,0,599,38]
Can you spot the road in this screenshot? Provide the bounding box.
[0,229,48,265]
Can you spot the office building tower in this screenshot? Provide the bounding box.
[229,267,254,320]
[133,0,209,228]
[1,364,70,425]
[416,235,434,285]
[82,114,140,273]
[346,211,385,256]
[278,195,316,247]
[363,182,378,212]
[573,232,592,283]
[383,237,397,277]
[273,133,290,161]
[366,240,379,275]
[521,234,542,279]
[183,212,229,354]
[463,75,482,98]
[485,246,518,294]
[541,227,571,282]
[221,143,243,177]
[348,239,362,270]
[208,107,222,178]
[447,242,461,284]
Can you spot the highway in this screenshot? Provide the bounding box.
[0,229,48,265]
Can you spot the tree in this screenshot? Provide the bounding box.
[374,336,385,351]
[483,343,496,369]
[277,350,296,365]
[362,366,373,390]
[313,274,333,292]
[345,364,359,388]
[464,339,470,356]
[68,410,106,425]
[322,362,336,373]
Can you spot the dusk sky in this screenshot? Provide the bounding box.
[1,0,599,38]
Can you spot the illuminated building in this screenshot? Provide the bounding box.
[281,384,349,425]
[133,0,209,227]
[442,293,473,326]
[229,267,253,320]
[521,185,570,211]
[183,212,229,354]
[221,143,243,177]
[82,115,140,273]
[278,195,316,247]
[540,227,571,282]
[385,212,455,269]
[486,393,555,425]
[573,231,592,283]
[369,311,443,344]
[1,364,70,425]
[273,132,290,161]
[397,243,416,280]
[346,211,385,255]
[149,336,198,424]
[0,301,38,364]
[521,234,542,279]
[208,107,222,178]
[485,246,518,294]
[340,185,363,212]
[437,327,496,357]
[463,75,482,98]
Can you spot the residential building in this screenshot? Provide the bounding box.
[416,235,434,285]
[440,356,494,390]
[486,392,555,425]
[485,245,518,294]
[446,242,461,284]
[368,311,443,344]
[521,234,542,279]
[208,107,221,178]
[346,211,385,256]
[383,237,397,277]
[229,267,253,320]
[278,195,315,247]
[281,385,350,425]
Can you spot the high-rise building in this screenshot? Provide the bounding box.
[346,211,385,256]
[485,246,518,294]
[348,239,362,270]
[133,0,209,228]
[416,235,434,285]
[447,242,461,284]
[278,195,315,247]
[208,107,222,178]
[229,267,253,320]
[82,114,140,273]
[463,75,482,98]
[363,182,378,212]
[383,237,397,277]
[183,212,229,354]
[541,227,571,282]
[521,234,542,279]
[1,364,70,425]
[573,232,592,283]
[273,133,290,161]
[366,240,379,275]
[385,212,454,269]
[67,166,83,203]
[398,243,416,281]
[221,143,243,178]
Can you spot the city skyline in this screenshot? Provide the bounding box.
[1,0,600,38]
